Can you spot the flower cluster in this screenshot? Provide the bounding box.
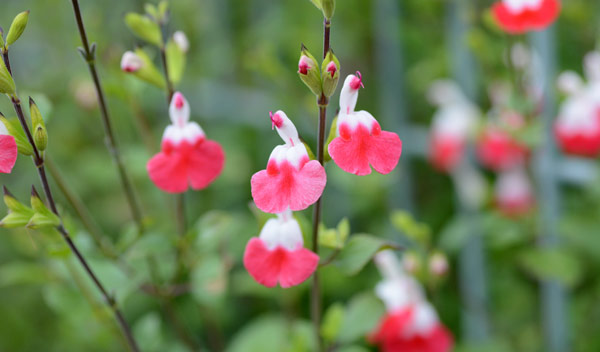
[369,251,453,352]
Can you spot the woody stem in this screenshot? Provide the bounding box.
[3,52,140,352]
[69,0,144,232]
[311,16,331,352]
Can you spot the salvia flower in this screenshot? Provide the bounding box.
[369,251,453,352]
[147,92,225,193]
[427,81,478,172]
[0,120,17,174]
[492,0,560,34]
[476,125,528,171]
[243,209,319,288]
[251,111,326,214]
[555,53,600,157]
[328,72,402,175]
[120,51,144,73]
[495,165,534,216]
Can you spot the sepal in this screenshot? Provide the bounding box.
[0,186,34,228]
[27,186,60,229]
[129,48,166,88]
[6,10,29,47]
[166,38,186,85]
[321,0,335,19]
[0,57,16,95]
[0,114,33,156]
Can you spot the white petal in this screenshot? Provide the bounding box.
[169,92,190,127]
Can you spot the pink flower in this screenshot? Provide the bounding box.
[120,51,144,73]
[476,127,528,171]
[298,55,313,75]
[326,61,337,78]
[251,111,326,214]
[555,96,600,157]
[492,0,560,34]
[495,166,534,216]
[0,121,17,174]
[147,92,225,193]
[243,210,319,288]
[328,72,402,175]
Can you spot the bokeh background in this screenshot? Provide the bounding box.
[0,0,600,351]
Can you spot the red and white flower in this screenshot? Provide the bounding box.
[428,81,478,172]
[555,53,600,157]
[370,251,453,352]
[476,125,528,171]
[251,110,326,214]
[243,210,319,288]
[120,51,144,73]
[328,72,402,175]
[147,92,225,193]
[495,166,534,216]
[492,0,560,34]
[0,120,17,174]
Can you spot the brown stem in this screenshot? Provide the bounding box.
[69,0,144,231]
[311,17,332,352]
[3,52,140,352]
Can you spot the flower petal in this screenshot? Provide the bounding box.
[0,135,18,174]
[243,237,319,288]
[147,150,188,193]
[188,139,225,190]
[368,130,402,175]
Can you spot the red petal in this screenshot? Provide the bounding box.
[188,140,225,190]
[243,238,319,288]
[492,0,560,34]
[251,160,326,214]
[0,135,17,174]
[430,136,464,172]
[555,127,600,157]
[147,150,188,193]
[329,123,402,176]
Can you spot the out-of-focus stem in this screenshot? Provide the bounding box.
[69,0,144,232]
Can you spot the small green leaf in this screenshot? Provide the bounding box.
[1,187,34,228]
[131,48,166,88]
[6,10,29,47]
[0,55,16,95]
[518,248,582,287]
[125,13,161,46]
[27,187,60,229]
[321,303,345,343]
[337,293,385,343]
[390,210,431,245]
[321,0,335,20]
[308,0,322,10]
[438,215,472,253]
[319,218,349,249]
[166,39,186,85]
[334,234,394,276]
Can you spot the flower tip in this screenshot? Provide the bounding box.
[326,61,337,78]
[298,56,310,75]
[350,71,364,90]
[270,111,283,130]
[173,92,185,109]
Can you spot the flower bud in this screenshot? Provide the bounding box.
[122,49,166,89]
[428,252,449,277]
[402,251,420,274]
[321,49,340,97]
[321,0,335,19]
[124,12,161,46]
[298,44,322,96]
[173,31,189,53]
[0,57,16,96]
[6,10,29,47]
[29,98,48,151]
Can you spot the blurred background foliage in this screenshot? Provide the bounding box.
[0,0,600,351]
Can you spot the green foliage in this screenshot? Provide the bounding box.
[226,315,315,352]
[333,234,394,276]
[518,248,583,287]
[0,115,33,155]
[5,10,29,47]
[321,302,344,343]
[337,292,384,344]
[166,39,186,85]
[124,13,161,46]
[318,217,349,249]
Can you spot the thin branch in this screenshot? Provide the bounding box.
[69,0,144,231]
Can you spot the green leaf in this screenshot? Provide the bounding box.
[390,210,431,246]
[518,248,582,287]
[166,39,186,85]
[319,218,349,249]
[227,315,315,352]
[0,262,57,286]
[124,13,161,46]
[337,293,385,343]
[131,47,166,88]
[438,215,472,253]
[27,188,60,229]
[308,0,322,10]
[134,312,165,351]
[334,234,393,276]
[321,303,345,343]
[191,255,228,305]
[1,188,34,228]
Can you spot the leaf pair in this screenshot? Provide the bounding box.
[1,186,60,229]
